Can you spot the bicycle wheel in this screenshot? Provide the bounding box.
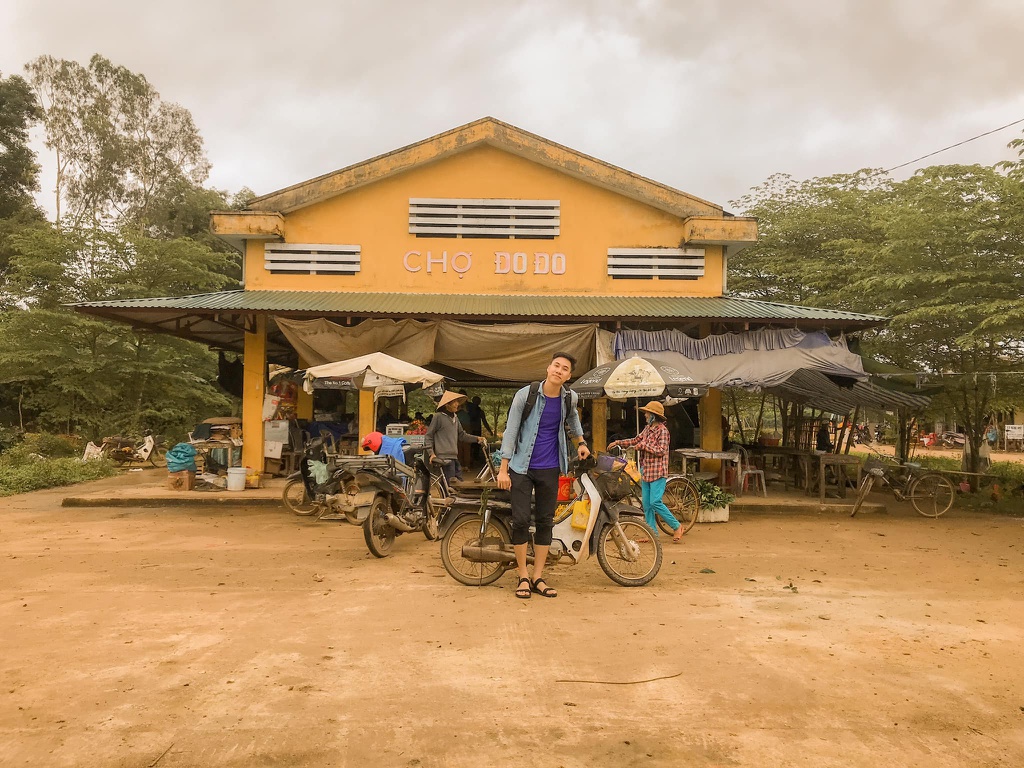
[148,446,167,467]
[909,473,955,517]
[282,478,316,515]
[661,477,700,535]
[595,519,662,587]
[440,515,511,586]
[849,474,874,517]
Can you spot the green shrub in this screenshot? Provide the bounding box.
[989,461,1024,488]
[0,454,116,496]
[695,479,735,509]
[0,426,19,454]
[910,455,961,472]
[19,432,83,458]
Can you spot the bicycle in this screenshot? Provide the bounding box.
[849,456,955,518]
[604,447,701,537]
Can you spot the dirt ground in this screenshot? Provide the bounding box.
[2,471,1023,768]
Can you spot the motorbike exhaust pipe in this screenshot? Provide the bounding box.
[381,513,417,533]
[460,545,517,564]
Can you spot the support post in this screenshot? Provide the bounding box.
[698,321,723,476]
[241,314,267,472]
[295,355,313,420]
[700,388,724,474]
[592,397,608,451]
[358,390,375,454]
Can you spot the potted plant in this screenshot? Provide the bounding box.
[694,479,735,523]
[758,430,782,447]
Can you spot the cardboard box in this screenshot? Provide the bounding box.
[166,470,195,491]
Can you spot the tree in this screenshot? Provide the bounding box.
[857,165,1024,471]
[0,223,236,436]
[729,170,891,310]
[731,164,1024,471]
[0,71,44,291]
[25,54,210,229]
[0,72,42,219]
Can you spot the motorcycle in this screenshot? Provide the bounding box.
[360,449,445,557]
[99,433,167,467]
[939,431,966,448]
[439,455,663,588]
[285,438,443,557]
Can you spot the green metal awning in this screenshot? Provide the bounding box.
[75,289,885,322]
[72,289,887,364]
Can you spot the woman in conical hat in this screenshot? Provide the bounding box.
[608,400,683,542]
[424,390,486,482]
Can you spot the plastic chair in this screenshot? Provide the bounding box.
[736,446,767,496]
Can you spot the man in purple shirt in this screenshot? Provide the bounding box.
[497,352,590,599]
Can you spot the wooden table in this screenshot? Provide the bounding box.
[746,445,813,491]
[190,440,242,469]
[674,449,741,491]
[816,454,862,503]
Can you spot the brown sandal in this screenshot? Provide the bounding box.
[515,577,532,599]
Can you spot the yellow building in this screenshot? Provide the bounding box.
[77,117,883,470]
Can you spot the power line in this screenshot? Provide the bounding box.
[884,116,1024,173]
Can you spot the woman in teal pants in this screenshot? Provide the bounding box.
[607,401,682,543]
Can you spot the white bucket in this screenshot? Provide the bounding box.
[226,466,247,492]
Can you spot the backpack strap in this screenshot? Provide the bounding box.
[514,383,579,451]
[514,381,543,450]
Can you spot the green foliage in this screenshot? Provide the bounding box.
[1,55,242,441]
[18,432,82,457]
[695,478,735,510]
[989,461,1024,489]
[25,54,209,228]
[0,441,116,496]
[0,71,42,220]
[731,163,1024,472]
[908,455,961,472]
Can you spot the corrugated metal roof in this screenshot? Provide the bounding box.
[74,290,887,325]
[768,369,931,413]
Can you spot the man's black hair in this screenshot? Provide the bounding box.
[551,351,577,369]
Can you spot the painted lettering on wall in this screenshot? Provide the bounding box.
[404,250,566,278]
[493,251,566,275]
[403,250,473,277]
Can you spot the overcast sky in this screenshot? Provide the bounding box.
[3,0,1023,215]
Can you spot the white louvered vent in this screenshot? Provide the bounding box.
[409,198,560,238]
[264,243,361,275]
[607,247,705,280]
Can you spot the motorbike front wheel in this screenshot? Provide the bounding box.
[282,478,316,515]
[596,519,662,587]
[422,505,441,541]
[440,515,512,586]
[421,473,448,540]
[363,495,396,558]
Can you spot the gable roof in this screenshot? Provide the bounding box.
[248,116,724,218]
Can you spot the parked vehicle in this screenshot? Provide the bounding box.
[850,456,956,518]
[361,450,445,557]
[100,433,167,467]
[439,454,663,588]
[939,431,966,448]
[284,437,444,557]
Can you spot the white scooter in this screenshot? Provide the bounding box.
[439,456,663,587]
